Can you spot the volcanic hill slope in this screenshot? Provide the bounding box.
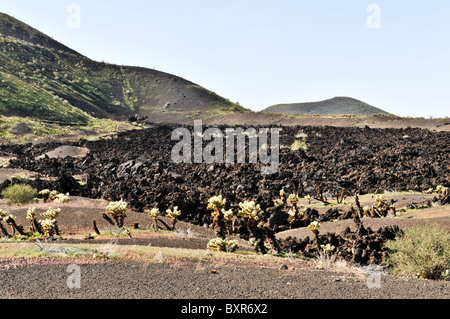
[264,97,389,116]
[0,12,248,124]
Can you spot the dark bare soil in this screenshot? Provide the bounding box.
[1,259,448,299]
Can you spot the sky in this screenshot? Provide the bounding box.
[1,0,450,117]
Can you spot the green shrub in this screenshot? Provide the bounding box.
[1,184,38,205]
[384,224,450,280]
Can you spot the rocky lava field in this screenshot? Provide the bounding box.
[1,123,449,267]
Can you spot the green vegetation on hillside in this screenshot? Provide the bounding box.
[0,12,248,124]
[0,116,137,143]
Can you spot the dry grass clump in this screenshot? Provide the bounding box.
[314,251,350,271]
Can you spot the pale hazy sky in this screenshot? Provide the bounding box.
[2,0,450,117]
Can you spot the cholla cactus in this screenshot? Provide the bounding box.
[106,200,128,217]
[49,190,60,201]
[207,195,234,238]
[287,194,299,206]
[238,201,263,221]
[321,243,336,255]
[166,206,181,230]
[40,208,61,220]
[285,194,306,225]
[39,207,62,237]
[237,200,280,255]
[54,193,70,203]
[166,206,181,219]
[207,195,227,213]
[308,221,321,235]
[39,189,71,203]
[279,189,286,205]
[0,209,11,238]
[436,185,449,196]
[27,207,41,233]
[148,208,161,230]
[372,195,396,217]
[4,214,18,235]
[305,195,312,205]
[0,209,11,237]
[286,206,306,224]
[363,206,371,217]
[39,189,51,202]
[308,221,320,232]
[26,207,36,222]
[222,209,234,222]
[207,237,239,253]
[0,209,7,220]
[287,209,297,223]
[334,188,346,204]
[106,200,128,228]
[308,221,321,248]
[149,208,161,218]
[290,140,308,151]
[40,219,57,237]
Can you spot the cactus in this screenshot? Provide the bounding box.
[148,208,161,230]
[5,214,26,236]
[279,189,286,204]
[238,200,280,254]
[39,189,71,203]
[26,207,36,222]
[308,221,321,234]
[237,201,263,222]
[207,237,239,252]
[284,194,305,225]
[92,219,101,235]
[305,195,312,205]
[374,195,396,217]
[287,194,299,206]
[105,200,128,228]
[0,209,11,238]
[308,221,321,249]
[38,189,51,203]
[40,207,61,220]
[54,193,70,203]
[334,188,346,204]
[40,219,57,238]
[207,195,227,212]
[166,206,181,231]
[207,195,234,238]
[39,207,62,237]
[436,185,449,196]
[321,243,336,255]
[354,194,364,218]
